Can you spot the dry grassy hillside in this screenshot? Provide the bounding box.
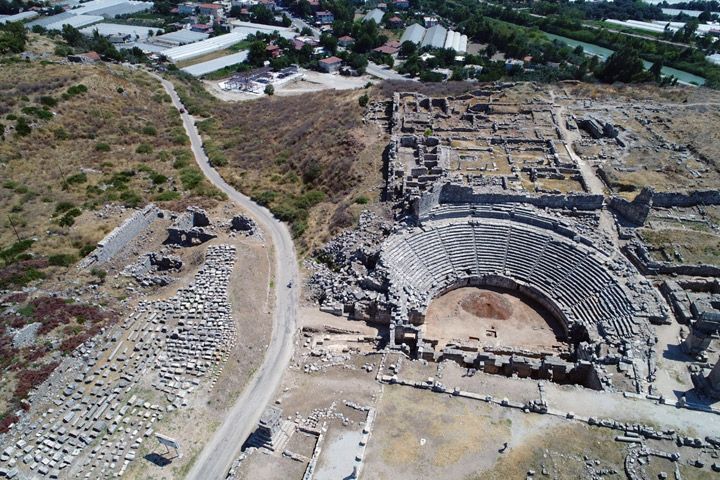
[172,74,388,250]
[0,61,223,272]
[0,58,223,430]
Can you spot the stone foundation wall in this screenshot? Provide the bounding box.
[413,183,603,219]
[625,243,720,276]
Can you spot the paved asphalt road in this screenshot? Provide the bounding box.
[153,73,299,480]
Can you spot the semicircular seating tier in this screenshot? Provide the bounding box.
[380,213,657,344]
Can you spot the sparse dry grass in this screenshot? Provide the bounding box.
[639,227,720,265]
[0,61,222,262]
[171,73,387,251]
[475,423,625,480]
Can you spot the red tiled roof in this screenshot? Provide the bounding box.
[83,51,101,61]
[319,56,342,64]
[198,3,221,9]
[373,45,398,54]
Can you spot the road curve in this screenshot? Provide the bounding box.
[152,73,299,480]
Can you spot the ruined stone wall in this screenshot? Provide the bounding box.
[79,204,161,268]
[625,243,720,276]
[413,183,604,218]
[609,187,720,226]
[652,190,720,208]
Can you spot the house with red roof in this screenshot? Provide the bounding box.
[198,3,223,17]
[318,56,342,73]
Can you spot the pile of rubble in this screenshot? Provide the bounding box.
[122,251,183,287]
[307,212,393,319]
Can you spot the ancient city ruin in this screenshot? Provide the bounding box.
[2,83,720,480]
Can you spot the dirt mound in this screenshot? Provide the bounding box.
[459,290,513,320]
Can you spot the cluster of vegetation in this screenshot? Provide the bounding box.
[230,4,292,27]
[464,2,720,87]
[46,24,148,63]
[528,0,666,22]
[171,73,373,244]
[0,21,26,55]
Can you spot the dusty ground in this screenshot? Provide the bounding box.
[203,69,373,103]
[423,287,565,351]
[120,215,274,479]
[363,385,631,480]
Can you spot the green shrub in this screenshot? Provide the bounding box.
[54,128,69,140]
[208,151,227,167]
[66,173,87,185]
[65,208,82,218]
[48,254,76,267]
[291,220,307,238]
[116,87,124,93]
[173,153,190,169]
[355,195,369,204]
[15,118,31,136]
[0,268,44,288]
[54,201,75,215]
[95,142,111,152]
[179,168,203,190]
[150,172,167,185]
[39,96,58,107]
[58,207,81,227]
[296,190,325,209]
[90,268,106,280]
[54,45,72,56]
[120,190,142,207]
[142,125,157,136]
[3,180,17,189]
[66,84,88,96]
[79,244,95,257]
[358,93,369,107]
[154,190,181,201]
[0,239,34,266]
[171,129,188,145]
[254,190,277,206]
[136,143,153,154]
[302,164,322,184]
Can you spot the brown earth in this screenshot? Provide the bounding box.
[424,287,565,351]
[459,290,513,320]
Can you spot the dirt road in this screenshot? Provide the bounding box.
[153,73,299,480]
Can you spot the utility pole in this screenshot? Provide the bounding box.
[8,215,21,242]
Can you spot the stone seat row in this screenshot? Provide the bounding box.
[382,219,636,331]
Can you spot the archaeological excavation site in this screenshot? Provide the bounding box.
[2,81,720,480]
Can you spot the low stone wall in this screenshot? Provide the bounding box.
[625,243,720,276]
[79,204,161,268]
[609,187,720,226]
[413,183,604,219]
[653,190,720,208]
